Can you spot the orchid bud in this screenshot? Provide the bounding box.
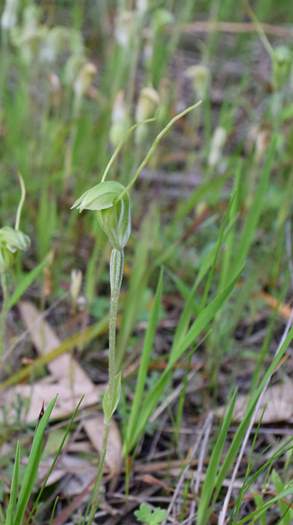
[11,4,46,65]
[135,87,159,144]
[185,64,210,99]
[49,73,61,107]
[1,0,19,31]
[22,4,40,33]
[109,91,131,149]
[114,10,135,48]
[0,226,30,272]
[71,181,131,251]
[145,9,173,71]
[73,62,97,99]
[136,87,159,122]
[137,0,148,15]
[151,9,173,33]
[272,46,291,91]
[40,27,68,63]
[42,26,84,64]
[255,127,270,163]
[65,54,86,85]
[208,127,227,168]
[70,269,83,308]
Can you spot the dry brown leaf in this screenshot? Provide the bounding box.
[85,414,122,475]
[0,377,104,421]
[15,301,122,475]
[19,301,94,388]
[217,381,293,423]
[38,454,97,493]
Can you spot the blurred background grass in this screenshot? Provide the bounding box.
[0,0,292,522]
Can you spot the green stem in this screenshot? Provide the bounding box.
[86,248,124,524]
[109,249,124,381]
[0,271,8,357]
[86,420,111,525]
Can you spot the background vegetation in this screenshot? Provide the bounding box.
[0,0,292,523]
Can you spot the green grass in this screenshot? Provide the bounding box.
[0,0,292,523]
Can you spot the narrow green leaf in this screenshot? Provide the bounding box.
[15,398,56,524]
[219,162,241,290]
[7,253,52,310]
[197,390,237,525]
[103,372,121,422]
[29,398,84,523]
[236,484,293,524]
[5,441,21,525]
[215,326,293,500]
[271,470,293,525]
[233,139,275,275]
[253,494,267,525]
[169,271,241,367]
[117,209,157,367]
[172,276,200,349]
[124,270,163,455]
[128,272,240,451]
[175,175,227,221]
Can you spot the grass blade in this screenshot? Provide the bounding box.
[215,325,293,501]
[233,139,275,275]
[7,253,52,310]
[235,484,293,524]
[15,397,56,524]
[5,441,21,525]
[169,271,241,367]
[197,390,237,525]
[128,272,240,451]
[124,270,163,455]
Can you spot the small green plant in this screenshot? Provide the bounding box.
[72,102,201,523]
[4,398,56,525]
[134,502,167,525]
[0,175,30,356]
[73,179,131,524]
